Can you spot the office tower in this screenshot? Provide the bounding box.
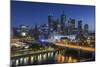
[68,18,75,34]
[77,20,86,43]
[48,14,54,34]
[56,18,61,34]
[34,25,39,40]
[39,24,49,38]
[53,20,59,32]
[78,20,82,33]
[84,24,89,34]
[60,11,66,34]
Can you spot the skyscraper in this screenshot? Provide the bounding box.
[84,24,89,34]
[68,18,75,34]
[53,20,58,32]
[48,14,53,34]
[34,25,39,40]
[78,20,82,33]
[56,18,61,34]
[60,11,66,34]
[77,20,85,43]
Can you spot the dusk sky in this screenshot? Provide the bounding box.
[11,1,95,31]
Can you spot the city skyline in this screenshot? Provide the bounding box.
[11,1,95,66]
[11,1,95,31]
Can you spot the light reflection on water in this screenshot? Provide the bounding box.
[31,56,34,63]
[15,59,19,65]
[24,57,28,64]
[55,54,78,63]
[12,51,79,66]
[37,54,42,63]
[43,53,47,61]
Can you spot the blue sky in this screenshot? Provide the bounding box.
[11,1,95,31]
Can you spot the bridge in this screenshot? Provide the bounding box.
[11,38,95,52]
[54,42,95,52]
[11,48,56,58]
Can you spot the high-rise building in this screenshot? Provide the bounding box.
[78,20,82,33]
[77,20,85,43]
[48,14,54,34]
[68,18,75,34]
[84,24,89,34]
[39,24,49,37]
[53,20,59,32]
[60,11,66,34]
[56,18,61,34]
[33,25,39,40]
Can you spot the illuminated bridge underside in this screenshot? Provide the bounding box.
[55,43,95,52]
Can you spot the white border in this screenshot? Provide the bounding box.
[16,0,95,5]
[0,0,10,67]
[0,0,99,67]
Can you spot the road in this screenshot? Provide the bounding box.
[55,43,95,52]
[11,48,55,58]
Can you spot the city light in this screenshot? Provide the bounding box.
[11,1,95,66]
[21,32,26,37]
